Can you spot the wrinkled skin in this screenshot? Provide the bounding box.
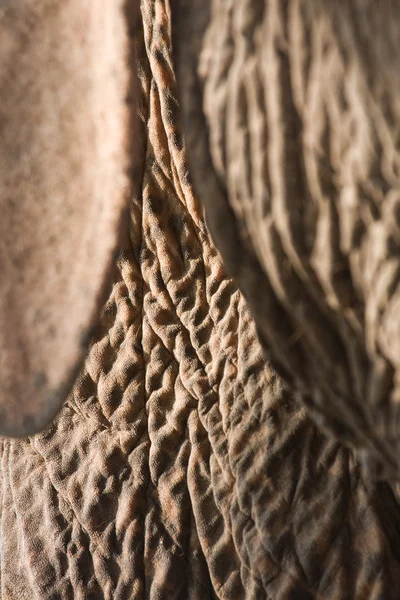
[2,2,400,599]
[171,0,400,481]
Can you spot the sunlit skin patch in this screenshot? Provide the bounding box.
[0,1,139,436]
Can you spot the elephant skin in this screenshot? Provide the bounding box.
[0,0,139,436]
[171,0,400,481]
[1,2,400,600]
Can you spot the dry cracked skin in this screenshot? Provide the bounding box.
[1,1,400,599]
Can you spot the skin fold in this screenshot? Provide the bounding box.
[171,0,400,482]
[1,2,400,598]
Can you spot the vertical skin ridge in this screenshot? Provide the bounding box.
[1,2,400,600]
[180,0,400,480]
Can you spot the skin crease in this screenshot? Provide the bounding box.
[171,0,400,481]
[4,0,396,452]
[0,0,398,455]
[0,1,138,436]
[0,0,398,485]
[2,4,400,599]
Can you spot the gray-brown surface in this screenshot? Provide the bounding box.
[1,1,400,599]
[172,0,400,481]
[0,0,135,436]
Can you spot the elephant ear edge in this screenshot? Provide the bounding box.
[0,0,141,437]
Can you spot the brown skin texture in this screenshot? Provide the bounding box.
[3,4,400,599]
[171,0,400,480]
[0,1,139,436]
[3,5,400,597]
